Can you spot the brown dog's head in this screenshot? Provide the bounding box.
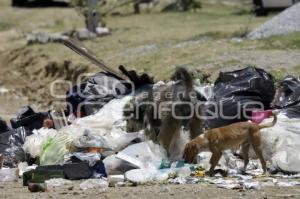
[183,135,208,164]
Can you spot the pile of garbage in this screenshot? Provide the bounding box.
[1,61,300,192]
[248,2,300,39]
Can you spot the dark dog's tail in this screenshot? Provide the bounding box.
[258,112,277,129]
[172,67,193,98]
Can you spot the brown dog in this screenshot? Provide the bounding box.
[184,112,277,175]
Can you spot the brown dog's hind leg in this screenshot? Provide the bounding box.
[250,132,267,173]
[242,142,250,173]
[209,152,222,176]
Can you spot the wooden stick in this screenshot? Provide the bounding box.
[60,37,128,80]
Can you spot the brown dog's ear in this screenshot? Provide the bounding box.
[183,143,198,164]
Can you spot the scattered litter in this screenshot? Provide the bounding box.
[45,178,73,188]
[243,181,261,190]
[108,175,125,187]
[18,162,37,177]
[79,178,109,190]
[275,181,300,187]
[0,168,18,182]
[202,178,241,189]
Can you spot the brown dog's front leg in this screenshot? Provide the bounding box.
[209,152,222,176]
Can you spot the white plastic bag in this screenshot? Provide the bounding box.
[116,141,167,169]
[23,128,58,158]
[261,114,300,173]
[125,168,169,184]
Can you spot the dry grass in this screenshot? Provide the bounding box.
[0,0,299,82]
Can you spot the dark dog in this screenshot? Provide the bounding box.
[124,68,205,157]
[184,112,277,175]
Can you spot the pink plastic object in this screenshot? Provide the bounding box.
[251,110,273,124]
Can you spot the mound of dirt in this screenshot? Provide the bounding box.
[248,2,300,39]
[0,47,90,112]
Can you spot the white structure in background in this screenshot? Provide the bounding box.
[253,0,300,16]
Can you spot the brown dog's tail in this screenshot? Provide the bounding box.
[258,112,277,129]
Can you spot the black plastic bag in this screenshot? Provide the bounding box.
[66,72,132,116]
[10,106,49,131]
[66,83,87,116]
[205,67,275,128]
[0,127,31,167]
[0,117,10,134]
[273,75,300,108]
[271,75,300,118]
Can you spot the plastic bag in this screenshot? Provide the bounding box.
[0,127,29,167]
[66,72,131,116]
[0,117,10,133]
[206,67,275,128]
[261,114,300,173]
[103,154,136,175]
[125,168,169,184]
[10,106,48,131]
[23,128,58,158]
[72,129,108,148]
[116,141,167,169]
[65,152,101,167]
[40,133,71,165]
[273,75,300,109]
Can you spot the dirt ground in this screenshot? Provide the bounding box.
[0,0,300,121]
[1,181,300,199]
[1,0,300,198]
